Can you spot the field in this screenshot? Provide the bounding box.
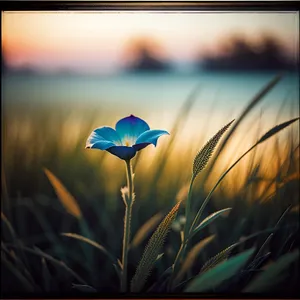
[1,72,299,296]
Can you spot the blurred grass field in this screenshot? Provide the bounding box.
[1,73,299,295]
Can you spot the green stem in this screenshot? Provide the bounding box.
[169,175,195,290]
[169,242,185,289]
[170,144,257,291]
[183,176,196,242]
[121,160,133,292]
[189,145,255,234]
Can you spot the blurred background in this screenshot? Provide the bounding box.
[1,11,299,293]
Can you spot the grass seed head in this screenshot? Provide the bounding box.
[193,120,234,178]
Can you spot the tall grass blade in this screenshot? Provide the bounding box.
[36,245,87,284]
[282,173,300,185]
[256,118,299,145]
[193,120,234,178]
[200,243,238,274]
[1,212,30,268]
[61,233,118,266]
[41,258,51,292]
[185,248,255,292]
[244,250,299,292]
[131,212,164,248]
[131,201,181,292]
[1,165,10,217]
[191,208,232,239]
[254,205,292,260]
[254,205,292,261]
[72,283,97,293]
[291,204,299,213]
[5,243,87,285]
[1,253,35,292]
[148,83,200,185]
[234,225,296,248]
[1,211,16,241]
[254,234,273,260]
[190,117,299,233]
[204,74,283,179]
[247,252,271,271]
[1,243,37,290]
[44,168,82,219]
[147,266,173,292]
[175,235,215,284]
[78,219,95,270]
[18,202,65,260]
[113,263,122,282]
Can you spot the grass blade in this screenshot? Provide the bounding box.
[190,117,299,234]
[131,201,182,292]
[247,252,272,271]
[254,205,291,261]
[204,74,283,179]
[44,168,82,219]
[1,211,30,269]
[191,208,232,239]
[1,243,38,290]
[1,211,17,241]
[5,243,87,285]
[185,248,255,292]
[193,120,234,179]
[175,235,215,284]
[244,250,299,292]
[1,165,10,218]
[41,257,52,292]
[147,266,173,292]
[1,253,35,292]
[72,283,97,293]
[61,233,118,266]
[147,82,200,182]
[256,118,299,145]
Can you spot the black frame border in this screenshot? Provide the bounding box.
[0,1,299,11]
[1,1,299,299]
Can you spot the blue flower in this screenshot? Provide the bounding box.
[86,115,169,160]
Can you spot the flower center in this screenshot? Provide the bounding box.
[122,136,135,147]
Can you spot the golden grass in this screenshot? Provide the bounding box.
[44,168,82,219]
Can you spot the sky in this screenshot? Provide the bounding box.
[2,11,299,74]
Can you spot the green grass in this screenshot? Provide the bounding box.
[1,75,299,295]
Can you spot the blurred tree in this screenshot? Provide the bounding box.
[123,37,171,73]
[200,34,296,72]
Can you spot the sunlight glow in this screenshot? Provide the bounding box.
[2,11,298,73]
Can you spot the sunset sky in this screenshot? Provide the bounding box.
[2,11,299,73]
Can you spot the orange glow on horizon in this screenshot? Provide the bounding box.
[2,11,299,73]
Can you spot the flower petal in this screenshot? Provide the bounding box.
[87,139,116,150]
[95,126,122,144]
[86,126,122,149]
[134,129,169,150]
[106,146,137,160]
[132,142,151,151]
[115,115,150,145]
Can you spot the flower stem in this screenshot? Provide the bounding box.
[121,159,133,292]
